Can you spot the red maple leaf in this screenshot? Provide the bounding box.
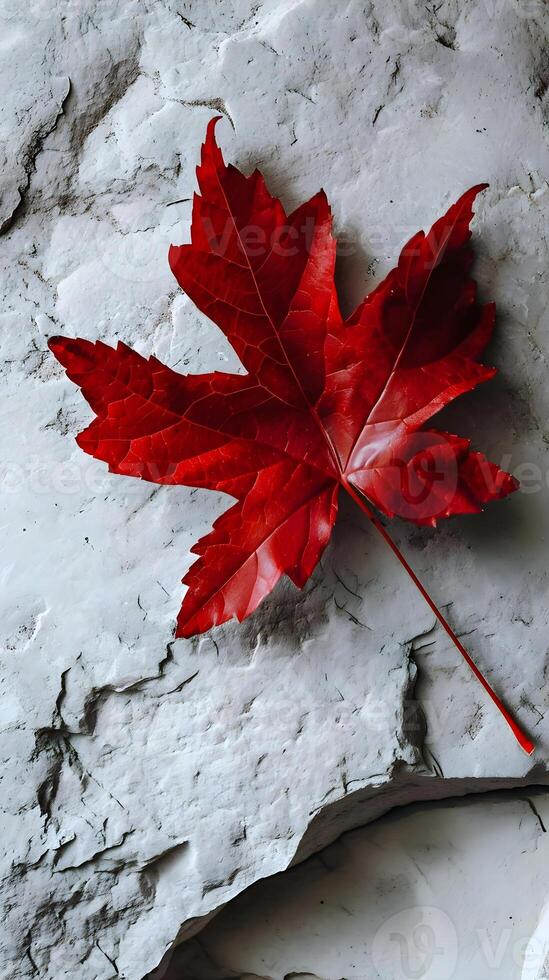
[49,119,532,753]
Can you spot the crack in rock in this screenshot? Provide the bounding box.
[0,76,71,235]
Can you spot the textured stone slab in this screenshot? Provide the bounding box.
[1,1,548,978]
[169,790,549,980]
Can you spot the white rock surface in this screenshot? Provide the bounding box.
[1,1,549,978]
[168,790,549,980]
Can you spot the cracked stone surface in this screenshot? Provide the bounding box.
[165,789,549,980]
[1,1,548,978]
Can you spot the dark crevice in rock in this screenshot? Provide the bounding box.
[152,785,549,980]
[0,77,71,236]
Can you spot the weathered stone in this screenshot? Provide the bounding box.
[1,2,548,977]
[169,790,549,980]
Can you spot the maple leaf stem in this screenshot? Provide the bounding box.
[344,480,534,756]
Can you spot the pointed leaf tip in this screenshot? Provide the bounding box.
[47,335,64,353]
[205,114,223,145]
[48,335,81,367]
[202,115,223,152]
